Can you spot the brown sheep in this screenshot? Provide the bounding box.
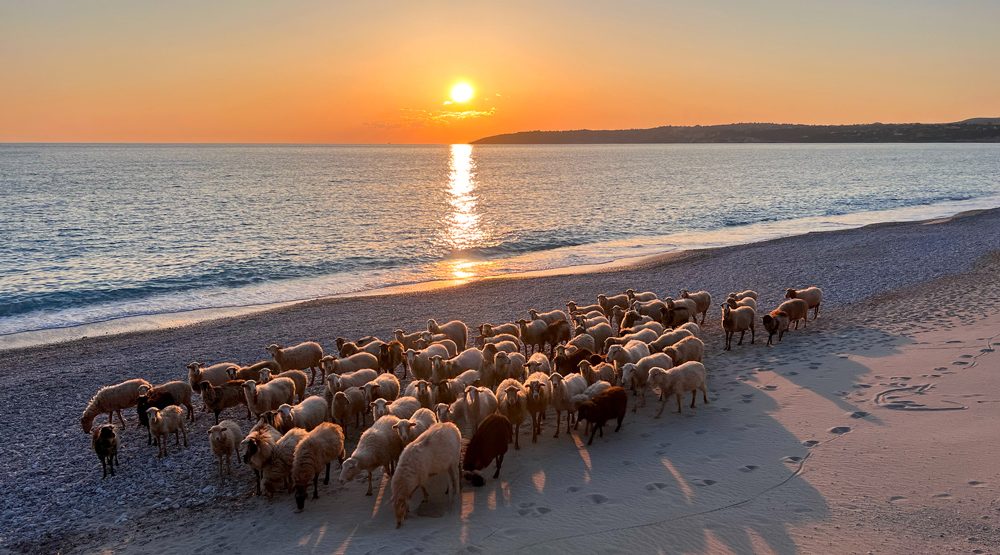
[462,414,513,486]
[576,386,628,446]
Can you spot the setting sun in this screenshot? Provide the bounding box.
[449,82,474,103]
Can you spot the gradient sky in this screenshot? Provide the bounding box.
[2,1,998,143]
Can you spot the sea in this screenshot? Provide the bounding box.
[2,143,999,346]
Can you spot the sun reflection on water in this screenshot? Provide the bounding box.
[443,144,486,280]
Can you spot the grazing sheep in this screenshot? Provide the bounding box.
[242,377,296,418]
[240,423,282,496]
[292,422,346,511]
[648,362,709,417]
[604,327,659,350]
[208,420,243,478]
[403,379,438,408]
[766,298,810,340]
[427,319,469,351]
[524,372,551,444]
[578,360,617,386]
[786,286,823,319]
[575,322,614,354]
[258,368,308,403]
[721,303,756,350]
[363,373,401,404]
[663,336,705,365]
[276,395,330,433]
[91,424,119,478]
[341,415,404,496]
[319,352,379,383]
[463,414,512,486]
[597,293,631,317]
[188,362,237,393]
[625,289,658,303]
[391,422,462,528]
[405,344,450,382]
[495,379,527,449]
[676,322,702,338]
[725,295,758,311]
[199,380,251,425]
[372,396,421,421]
[393,329,425,351]
[730,290,759,301]
[648,329,694,352]
[394,408,438,447]
[327,368,378,395]
[331,387,367,430]
[548,372,587,438]
[227,360,280,382]
[566,332,597,355]
[680,289,712,324]
[80,378,152,433]
[526,352,551,376]
[516,318,548,355]
[147,405,187,457]
[576,386,628,445]
[380,341,407,376]
[266,342,324,385]
[553,345,594,376]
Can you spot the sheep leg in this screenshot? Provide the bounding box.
[553,410,561,438]
[655,396,666,418]
[214,412,220,425]
[598,423,604,438]
[814,304,820,320]
[324,462,331,485]
[365,471,374,496]
[218,456,224,479]
[738,330,746,345]
[700,311,706,325]
[117,410,127,427]
[514,424,520,450]
[308,367,316,386]
[750,326,755,344]
[313,473,319,499]
[493,454,504,479]
[690,390,697,409]
[181,425,188,447]
[174,429,180,445]
[420,485,430,503]
[254,469,261,496]
[100,458,107,479]
[530,413,538,443]
[676,393,683,414]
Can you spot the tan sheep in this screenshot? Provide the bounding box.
[663,336,705,365]
[763,298,810,345]
[341,415,404,496]
[725,295,758,311]
[242,377,295,418]
[495,378,528,448]
[226,360,280,382]
[363,373,400,404]
[276,395,330,433]
[331,387,367,431]
[266,341,324,385]
[208,420,243,478]
[319,352,379,383]
[427,318,469,351]
[147,405,187,457]
[679,289,712,324]
[721,303,755,350]
[80,378,152,433]
[648,362,709,417]
[259,368,308,403]
[785,286,823,319]
[291,422,346,511]
[391,422,462,528]
[188,361,238,392]
[648,328,694,352]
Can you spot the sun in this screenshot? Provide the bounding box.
[449,82,474,103]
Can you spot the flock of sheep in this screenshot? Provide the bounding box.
[82,285,823,527]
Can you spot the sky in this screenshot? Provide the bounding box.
[1,1,998,144]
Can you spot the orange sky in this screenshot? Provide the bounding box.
[2,1,998,144]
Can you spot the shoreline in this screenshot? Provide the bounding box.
[4,196,1000,353]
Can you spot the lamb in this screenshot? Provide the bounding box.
[625,289,658,303]
[647,329,694,352]
[576,386,628,445]
[393,329,425,351]
[553,345,594,375]
[258,368,308,403]
[292,422,346,511]
[187,362,237,392]
[330,387,367,431]
[676,322,702,337]
[721,303,756,350]
[266,341,324,385]
[578,360,618,386]
[462,414,512,486]
[240,423,282,496]
[786,286,823,319]
[403,379,438,408]
[372,396,421,421]
[680,289,712,324]
[80,378,152,433]
[363,373,401,404]
[495,378,527,449]
[427,318,469,350]
[441,348,485,382]
[405,344,450,382]
[648,362,709,417]
[198,380,251,425]
[208,420,243,478]
[147,405,188,457]
[276,395,330,433]
[379,341,407,376]
[526,352,551,376]
[524,372,551,443]
[91,424,119,478]
[391,422,462,528]
[341,415,404,496]
[319,352,379,382]
[604,327,658,350]
[393,408,438,447]
[725,295,758,311]
[575,322,614,354]
[515,318,548,354]
[242,377,296,418]
[597,293,631,317]
[227,360,280,382]
[730,289,759,301]
[663,335,705,365]
[548,372,587,438]
[326,368,378,395]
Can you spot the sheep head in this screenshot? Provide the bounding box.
[663,347,679,364]
[427,319,439,333]
[265,344,282,357]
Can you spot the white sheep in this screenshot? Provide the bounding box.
[597,293,631,317]
[730,290,759,301]
[391,422,462,528]
[393,408,438,447]
[676,322,702,337]
[578,360,618,386]
[81,378,152,432]
[495,378,528,449]
[624,352,674,410]
[679,289,712,325]
[266,342,324,385]
[363,373,401,404]
[489,352,526,388]
[524,372,551,443]
[610,339,651,367]
[187,362,235,391]
[372,396,421,421]
[625,289,659,303]
[319,352,379,382]
[721,303,756,350]
[330,387,367,431]
[261,428,307,497]
[648,329,694,352]
[341,415,404,496]
[548,372,587,438]
[147,405,187,457]
[526,352,551,376]
[574,322,614,354]
[726,295,758,311]
[427,318,469,350]
[605,327,659,350]
[403,379,437,408]
[648,362,709,417]
[242,377,295,418]
[405,344,450,382]
[326,368,378,395]
[452,386,498,435]
[292,422,346,511]
[440,348,485,382]
[663,335,705,365]
[566,332,596,354]
[785,286,823,319]
[208,420,243,478]
[259,368,308,404]
[240,423,281,496]
[565,300,603,316]
[515,318,548,354]
[528,308,568,326]
[276,395,330,433]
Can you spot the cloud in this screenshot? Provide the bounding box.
[368,92,501,129]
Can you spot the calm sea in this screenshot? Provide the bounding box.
[1,143,999,339]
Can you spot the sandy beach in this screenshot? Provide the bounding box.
[3,208,1000,554]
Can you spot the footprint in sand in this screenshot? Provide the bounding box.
[849,411,870,419]
[694,430,708,435]
[968,480,986,487]
[461,546,484,554]
[719,407,732,412]
[853,383,873,389]
[946,340,962,344]
[586,494,609,504]
[889,496,907,503]
[639,432,651,438]
[932,493,952,499]
[645,482,669,491]
[622,460,633,466]
[401,548,426,555]
[566,486,581,493]
[954,361,968,366]
[802,440,820,448]
[693,479,717,487]
[828,426,851,434]
[959,354,974,358]
[739,465,758,472]
[785,371,799,376]
[782,456,803,464]
[762,385,778,391]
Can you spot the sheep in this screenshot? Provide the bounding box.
[663,335,706,365]
[566,332,596,355]
[680,289,712,324]
[463,414,512,486]
[623,352,673,410]
[526,352,551,376]
[326,368,378,395]
[453,386,499,435]
[393,329,425,350]
[91,424,119,478]
[477,323,521,346]
[676,322,702,338]
[620,320,665,337]
[548,372,587,438]
[565,300,603,317]
[331,387,367,431]
[422,337,459,358]
[372,396,421,421]
[516,318,548,354]
[403,379,438,408]
[721,303,756,350]
[576,386,628,445]
[405,344,450,382]
[730,289,758,301]
[434,370,479,405]
[625,289,658,303]
[80,378,152,433]
[363,373,401,404]
[573,312,610,329]
[260,428,308,498]
[341,415,404,496]
[604,327,659,351]
[619,308,655,330]
[393,408,438,447]
[198,380,251,425]
[663,300,695,328]
[358,339,386,357]
[227,360,280,382]
[266,342,324,385]
[242,377,295,418]
[391,422,462,528]
[441,348,485,382]
[147,405,187,457]
[786,286,823,319]
[607,339,651,367]
[541,320,572,356]
[666,297,699,320]
[630,299,668,322]
[528,308,568,326]
[570,380,613,429]
[764,298,810,343]
[648,362,709,417]
[649,330,697,353]
[490,351,526,388]
[187,362,237,392]
[482,334,523,350]
[553,345,594,375]
[335,337,361,357]
[575,322,614,354]
[208,420,243,478]
[137,381,194,445]
[597,292,631,317]
[379,341,407,376]
[319,352,379,383]
[725,295,758,311]
[276,395,330,433]
[258,368,308,403]
[524,372,551,444]
[240,423,282,496]
[578,360,617,386]
[427,318,469,350]
[292,422,346,511]
[493,378,527,449]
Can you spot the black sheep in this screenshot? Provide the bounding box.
[462,413,513,486]
[576,386,628,446]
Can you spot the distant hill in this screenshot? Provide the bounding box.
[473,121,1000,144]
